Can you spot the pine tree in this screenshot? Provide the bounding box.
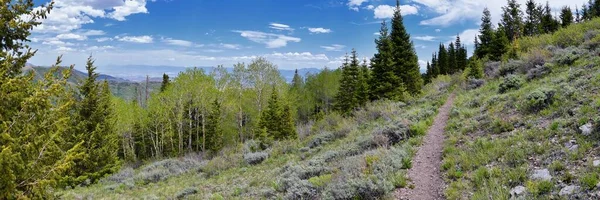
[357,59,370,106]
[291,69,304,91]
[466,58,484,79]
[335,51,360,114]
[390,0,423,95]
[524,0,542,36]
[425,61,432,83]
[437,44,448,75]
[501,0,524,42]
[206,99,223,153]
[448,42,457,74]
[476,8,495,59]
[160,73,170,92]
[490,26,510,61]
[541,1,559,33]
[281,104,297,139]
[431,53,439,77]
[369,20,405,101]
[455,35,468,71]
[591,0,600,18]
[258,85,281,142]
[559,6,574,28]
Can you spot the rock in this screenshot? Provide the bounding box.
[531,169,552,181]
[510,186,526,197]
[594,160,600,167]
[580,123,593,136]
[559,185,579,196]
[569,144,579,152]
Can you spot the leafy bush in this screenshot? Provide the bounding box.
[580,173,599,190]
[307,131,335,149]
[308,174,333,188]
[391,171,408,188]
[551,46,587,66]
[484,61,501,78]
[524,88,555,112]
[465,59,484,79]
[498,75,523,93]
[466,79,485,90]
[526,64,551,80]
[284,180,317,200]
[243,140,261,153]
[243,151,269,165]
[371,121,410,146]
[499,60,522,77]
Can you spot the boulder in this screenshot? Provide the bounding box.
[559,185,579,196]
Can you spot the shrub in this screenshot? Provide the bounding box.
[243,140,261,153]
[466,79,485,90]
[522,48,550,73]
[549,160,565,172]
[465,59,484,79]
[371,121,410,146]
[284,180,317,200]
[526,180,553,195]
[307,131,335,149]
[551,46,587,66]
[100,167,134,184]
[526,64,551,80]
[498,75,523,93]
[308,174,333,188]
[391,171,408,188]
[243,151,269,165]
[499,60,522,77]
[583,30,600,50]
[175,188,198,199]
[484,61,501,78]
[524,88,555,112]
[135,158,203,184]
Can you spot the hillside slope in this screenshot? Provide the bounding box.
[58,75,456,199]
[443,19,600,199]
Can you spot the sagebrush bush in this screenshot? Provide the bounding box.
[175,188,198,199]
[524,88,555,112]
[100,167,134,184]
[243,151,269,165]
[551,46,587,66]
[498,75,523,93]
[583,30,600,50]
[371,121,410,146]
[526,64,551,80]
[484,61,501,78]
[499,60,522,77]
[135,157,203,184]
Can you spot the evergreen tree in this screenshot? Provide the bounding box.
[466,58,484,79]
[541,1,559,33]
[357,59,370,106]
[281,104,297,139]
[583,3,590,20]
[258,85,282,142]
[389,0,423,95]
[591,0,600,18]
[160,73,170,92]
[490,26,510,61]
[500,0,524,42]
[431,53,439,77]
[524,0,542,36]
[560,6,574,27]
[206,99,223,153]
[455,36,468,71]
[335,50,360,114]
[425,61,432,83]
[291,69,304,91]
[476,8,495,59]
[369,20,405,101]
[448,42,457,74]
[437,44,448,75]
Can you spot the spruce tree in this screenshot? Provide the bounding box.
[281,104,297,139]
[160,73,170,92]
[437,44,448,75]
[425,61,432,83]
[455,36,468,71]
[524,0,542,36]
[390,0,423,95]
[490,26,510,61]
[583,3,590,20]
[335,51,360,114]
[591,0,600,18]
[431,53,439,77]
[500,0,524,42]
[560,6,574,27]
[291,69,304,91]
[448,42,457,74]
[369,20,405,101]
[206,99,223,153]
[258,85,281,142]
[357,59,370,106]
[541,2,559,33]
[476,8,495,59]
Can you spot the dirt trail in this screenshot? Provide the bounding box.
[395,93,455,200]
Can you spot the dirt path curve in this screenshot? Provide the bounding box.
[395,93,455,200]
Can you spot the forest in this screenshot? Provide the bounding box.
[2,0,600,199]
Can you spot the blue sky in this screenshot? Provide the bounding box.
[28,0,586,74]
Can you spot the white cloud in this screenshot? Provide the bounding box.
[82,29,106,36]
[86,45,115,51]
[269,23,294,31]
[57,33,87,41]
[418,60,427,73]
[374,5,418,19]
[308,27,332,34]
[366,5,375,10]
[116,35,153,43]
[348,0,368,11]
[163,38,193,47]
[109,0,148,21]
[414,35,436,41]
[56,46,75,52]
[320,44,345,51]
[267,52,329,61]
[456,29,480,46]
[412,0,588,27]
[435,29,441,32]
[374,32,381,36]
[221,43,241,49]
[32,0,149,33]
[234,30,301,48]
[96,37,113,42]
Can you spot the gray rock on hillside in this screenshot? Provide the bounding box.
[530,169,552,181]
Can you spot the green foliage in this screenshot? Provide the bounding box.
[389,0,423,95]
[524,88,555,112]
[369,20,406,101]
[498,75,523,93]
[475,8,495,59]
[308,174,333,188]
[160,73,170,92]
[465,58,484,79]
[580,172,599,190]
[560,6,574,28]
[206,99,223,153]
[335,50,362,114]
[527,180,553,195]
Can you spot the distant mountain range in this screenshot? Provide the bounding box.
[96,65,323,82]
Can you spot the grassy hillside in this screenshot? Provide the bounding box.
[57,75,456,199]
[443,19,600,199]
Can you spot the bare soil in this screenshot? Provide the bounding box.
[395,93,455,200]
